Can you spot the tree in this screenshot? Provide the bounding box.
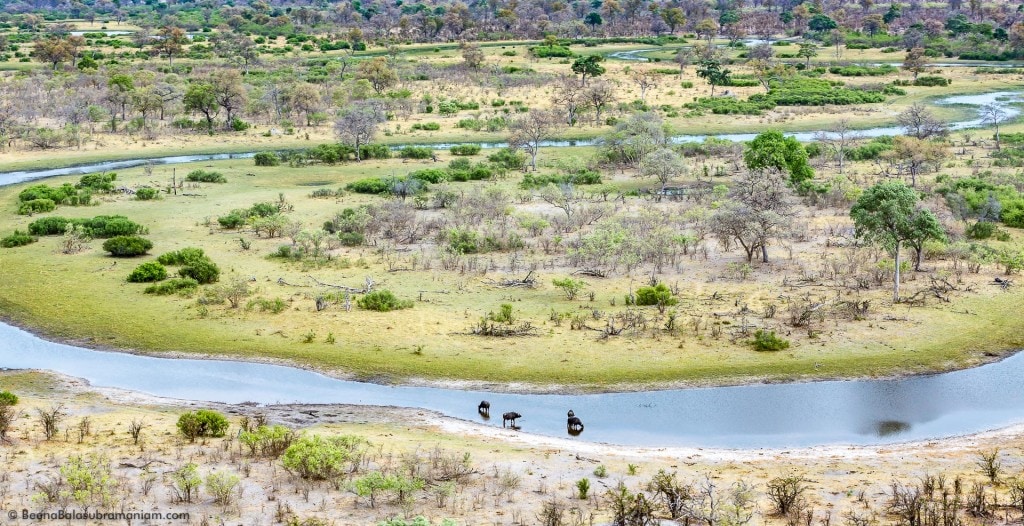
[553,75,587,126]
[459,41,484,69]
[696,60,730,97]
[335,102,385,161]
[154,26,187,67]
[981,102,1007,150]
[584,11,603,30]
[509,109,561,171]
[744,130,814,187]
[213,32,259,73]
[813,119,858,174]
[808,14,837,32]
[711,201,784,263]
[183,81,219,130]
[850,181,942,301]
[888,136,946,187]
[600,111,666,167]
[674,47,695,77]
[584,80,616,126]
[552,277,587,300]
[661,7,686,33]
[289,83,323,126]
[897,103,948,139]
[906,208,946,271]
[33,36,74,70]
[696,18,718,43]
[210,70,246,129]
[640,147,685,193]
[796,43,818,66]
[357,57,398,95]
[631,70,659,102]
[571,55,605,86]
[902,47,929,79]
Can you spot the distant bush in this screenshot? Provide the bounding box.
[157,248,206,266]
[828,64,896,76]
[17,198,56,215]
[177,409,229,442]
[239,425,296,458]
[127,261,168,282]
[488,148,527,171]
[751,329,790,352]
[531,45,574,58]
[450,144,481,156]
[966,221,999,240]
[408,168,449,184]
[1,230,37,248]
[254,152,281,166]
[634,283,678,307]
[77,172,117,192]
[178,257,220,284]
[217,212,246,229]
[135,188,160,200]
[185,170,227,183]
[26,215,144,238]
[0,391,18,406]
[102,235,153,257]
[411,122,441,131]
[18,183,91,207]
[144,277,199,295]
[913,75,950,86]
[357,290,413,311]
[398,146,434,159]
[281,435,364,480]
[359,143,392,159]
[346,177,392,194]
[845,136,894,161]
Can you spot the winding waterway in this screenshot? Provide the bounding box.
[1,321,1024,448]
[2,90,1024,448]
[1,91,1020,187]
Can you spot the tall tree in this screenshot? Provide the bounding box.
[850,181,943,302]
[183,80,219,130]
[902,47,929,80]
[334,102,385,161]
[744,130,814,187]
[356,57,398,95]
[508,109,561,171]
[570,55,605,86]
[154,26,187,67]
[696,60,730,97]
[639,147,686,194]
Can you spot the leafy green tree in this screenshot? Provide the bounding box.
[808,14,837,32]
[744,131,814,188]
[176,409,229,442]
[661,7,686,33]
[634,283,678,312]
[850,181,944,301]
[796,43,818,66]
[571,55,606,86]
[585,11,603,29]
[639,147,685,193]
[183,81,219,130]
[552,277,587,300]
[696,59,731,97]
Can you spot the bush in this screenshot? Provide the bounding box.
[144,277,199,295]
[218,212,246,229]
[18,198,56,215]
[281,435,364,480]
[77,172,117,192]
[27,216,72,236]
[176,409,229,442]
[408,168,449,184]
[359,143,392,159]
[127,261,168,282]
[346,177,391,194]
[0,391,17,406]
[102,235,153,257]
[357,290,414,311]
[913,75,950,86]
[135,187,160,200]
[488,148,527,171]
[828,64,896,76]
[399,146,434,159]
[157,248,206,266]
[634,283,678,307]
[966,221,999,240]
[254,152,281,166]
[186,170,227,183]
[239,425,296,458]
[1,230,37,248]
[531,45,574,58]
[450,144,482,156]
[338,232,365,246]
[178,257,220,284]
[81,216,146,238]
[411,122,441,131]
[751,329,790,352]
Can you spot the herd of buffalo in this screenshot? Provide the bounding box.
[477,401,584,436]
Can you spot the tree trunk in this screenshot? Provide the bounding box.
[914,245,923,271]
[893,241,902,302]
[761,244,769,263]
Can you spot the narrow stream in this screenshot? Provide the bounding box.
[1,91,1019,187]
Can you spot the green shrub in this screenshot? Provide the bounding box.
[409,169,449,184]
[18,198,56,215]
[1,230,37,248]
[178,257,220,284]
[281,435,365,480]
[487,148,527,171]
[77,172,117,192]
[218,212,246,229]
[254,152,281,166]
[359,143,392,159]
[81,216,146,238]
[135,187,160,201]
[239,425,296,458]
[144,278,199,295]
[338,232,365,246]
[913,75,950,87]
[357,290,414,312]
[18,183,91,206]
[450,144,482,156]
[634,283,678,307]
[102,235,153,257]
[399,146,434,159]
[966,221,999,240]
[531,45,574,58]
[751,329,790,352]
[346,177,392,194]
[157,247,206,266]
[27,216,72,236]
[186,170,227,183]
[0,391,18,406]
[176,409,229,442]
[827,64,896,76]
[411,122,441,131]
[127,261,168,282]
